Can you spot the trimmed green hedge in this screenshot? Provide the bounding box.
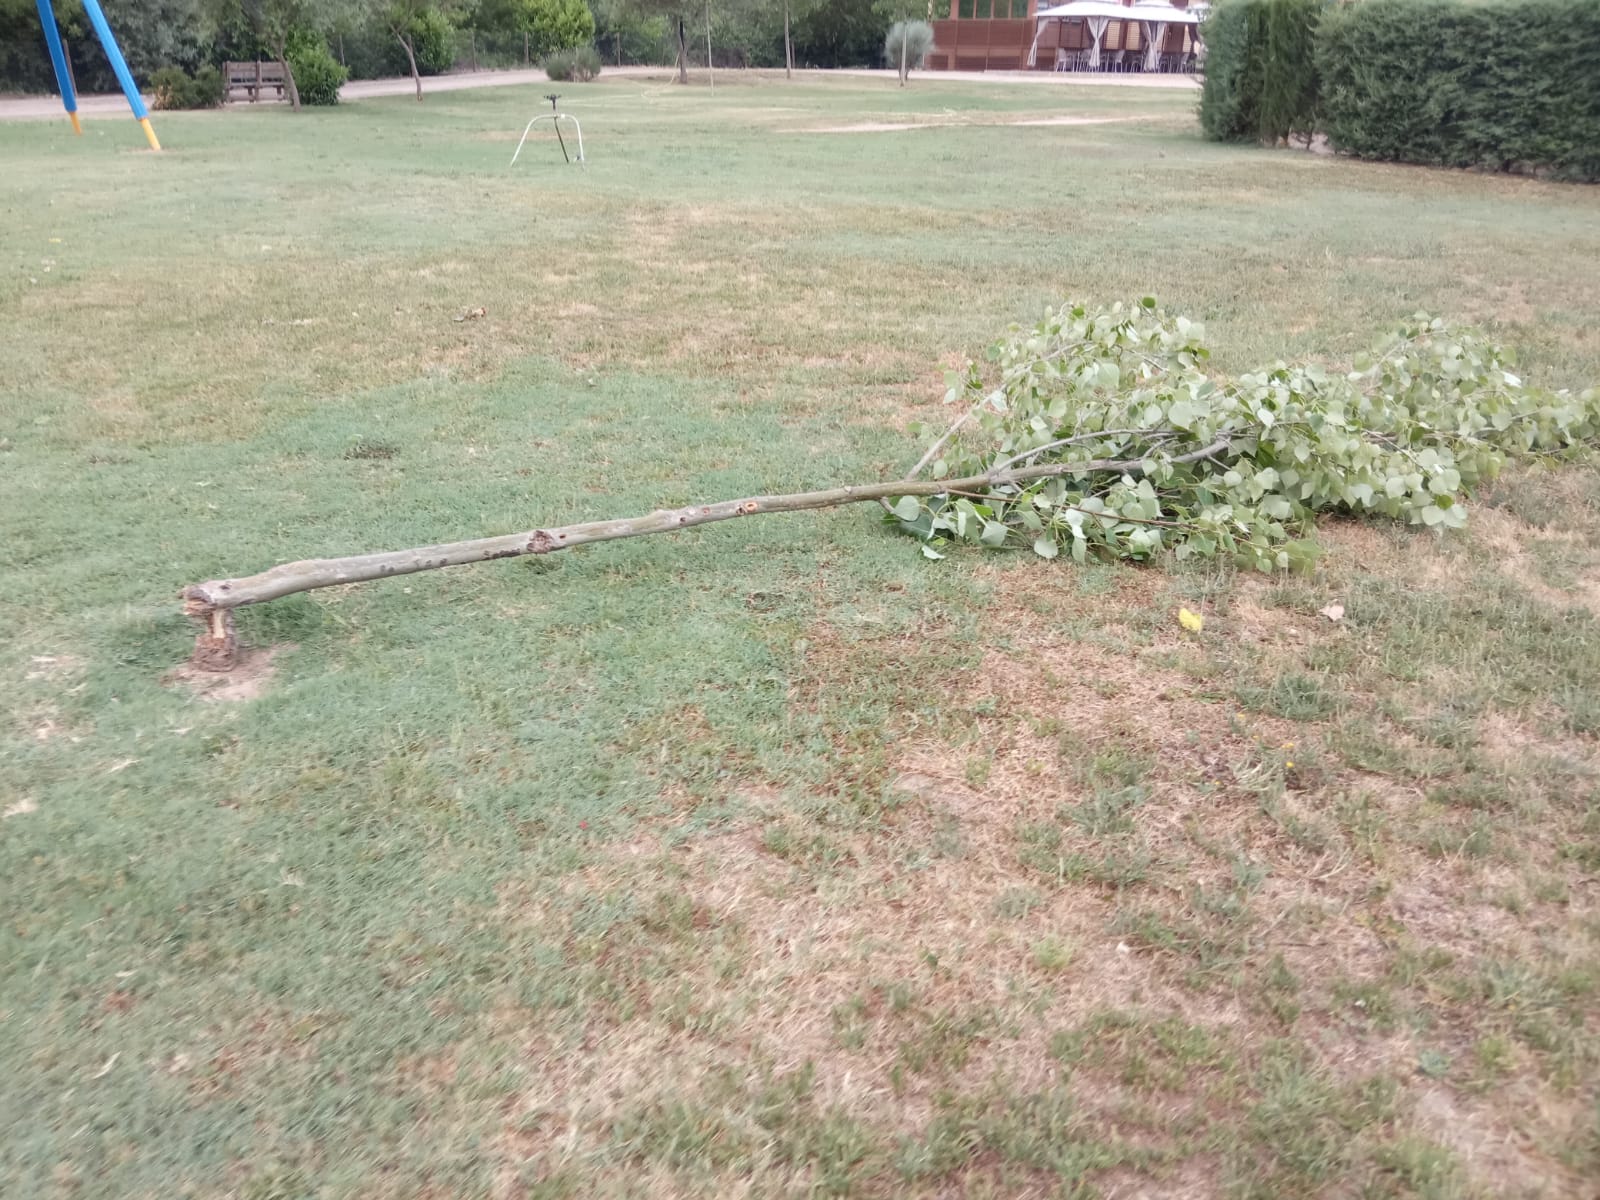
[1197,0,1260,141]
[1200,0,1600,182]
[1198,0,1319,145]
[1318,0,1600,181]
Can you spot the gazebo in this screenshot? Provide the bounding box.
[927,0,1203,73]
[1129,0,1204,71]
[1025,0,1203,72]
[1028,0,1140,71]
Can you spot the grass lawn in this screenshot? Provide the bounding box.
[3,71,1599,1198]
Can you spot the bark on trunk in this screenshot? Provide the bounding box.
[675,17,688,83]
[180,438,1230,656]
[275,38,301,111]
[784,3,792,79]
[395,29,423,100]
[900,26,908,86]
[705,0,713,87]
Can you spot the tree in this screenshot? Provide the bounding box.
[789,0,880,69]
[226,0,328,109]
[622,0,691,81]
[4,0,215,93]
[883,18,933,85]
[874,0,932,84]
[764,0,824,78]
[176,304,1600,672]
[479,0,593,61]
[587,0,666,67]
[380,0,463,99]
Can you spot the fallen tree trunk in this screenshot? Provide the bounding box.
[178,439,1227,669]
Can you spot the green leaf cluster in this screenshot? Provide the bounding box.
[478,0,594,58]
[286,40,348,104]
[888,300,1600,571]
[150,62,225,108]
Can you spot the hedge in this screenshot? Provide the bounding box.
[1318,0,1600,181]
[1198,0,1320,145]
[1200,0,1600,182]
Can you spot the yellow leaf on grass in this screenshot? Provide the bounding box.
[1178,607,1204,633]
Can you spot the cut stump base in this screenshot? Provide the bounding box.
[190,608,239,672]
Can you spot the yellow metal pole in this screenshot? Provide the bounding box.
[138,116,161,151]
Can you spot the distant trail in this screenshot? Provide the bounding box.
[0,65,1196,122]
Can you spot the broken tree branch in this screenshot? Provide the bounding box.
[179,438,1230,660]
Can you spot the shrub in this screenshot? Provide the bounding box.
[288,43,348,106]
[1317,0,1600,181]
[150,64,224,111]
[884,20,935,81]
[1197,0,1318,145]
[571,44,602,80]
[523,0,597,60]
[544,45,601,82]
[543,48,573,81]
[401,8,457,75]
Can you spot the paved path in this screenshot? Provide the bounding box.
[0,64,1195,122]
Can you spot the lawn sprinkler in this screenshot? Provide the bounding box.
[511,93,585,167]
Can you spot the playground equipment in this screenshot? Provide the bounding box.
[511,94,584,167]
[34,0,160,150]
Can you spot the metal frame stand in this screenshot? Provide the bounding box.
[511,94,584,166]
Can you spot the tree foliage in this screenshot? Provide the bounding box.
[790,0,879,67]
[2,0,215,93]
[890,301,1600,570]
[478,0,593,58]
[286,38,347,102]
[225,0,337,107]
[883,18,933,83]
[619,0,692,80]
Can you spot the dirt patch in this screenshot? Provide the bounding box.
[1413,1084,1576,1198]
[164,644,293,703]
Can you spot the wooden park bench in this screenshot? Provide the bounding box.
[223,61,287,103]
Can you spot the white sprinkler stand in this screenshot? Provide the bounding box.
[511,93,585,167]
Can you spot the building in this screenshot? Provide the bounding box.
[927,0,1203,73]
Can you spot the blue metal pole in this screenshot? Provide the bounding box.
[34,0,81,133]
[78,0,161,148]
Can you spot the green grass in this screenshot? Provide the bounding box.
[3,71,1599,1198]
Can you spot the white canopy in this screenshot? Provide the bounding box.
[1126,1,1200,70]
[1128,1,1203,25]
[1031,0,1135,69]
[1036,0,1136,17]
